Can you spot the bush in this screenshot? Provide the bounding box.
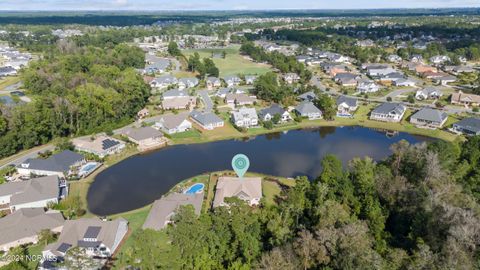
[386,96,392,102]
[473,107,479,112]
[263,121,273,130]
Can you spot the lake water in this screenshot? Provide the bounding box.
[87,126,432,215]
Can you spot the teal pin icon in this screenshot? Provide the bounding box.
[232,154,250,178]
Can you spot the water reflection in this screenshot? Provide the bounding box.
[87,126,432,215]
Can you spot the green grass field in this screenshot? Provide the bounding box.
[183,45,272,76]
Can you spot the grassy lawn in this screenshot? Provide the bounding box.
[183,45,272,76]
[0,76,20,91]
[169,129,202,140]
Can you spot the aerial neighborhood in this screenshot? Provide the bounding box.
[0,8,480,270]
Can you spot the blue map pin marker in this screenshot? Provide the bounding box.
[232,154,250,178]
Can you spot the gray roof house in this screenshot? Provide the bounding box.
[162,88,189,99]
[154,112,192,134]
[122,126,167,151]
[213,177,262,208]
[178,77,199,89]
[142,192,203,230]
[336,96,358,117]
[258,104,292,122]
[17,150,85,178]
[43,217,128,260]
[410,108,448,129]
[190,110,224,130]
[452,118,480,136]
[244,75,257,85]
[334,73,359,86]
[231,107,259,128]
[415,87,443,100]
[0,66,17,77]
[295,101,322,120]
[223,75,241,87]
[72,135,125,158]
[298,91,317,102]
[150,75,178,90]
[206,77,221,89]
[144,58,170,74]
[0,208,64,251]
[370,103,406,122]
[0,175,65,212]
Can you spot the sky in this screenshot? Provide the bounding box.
[0,0,479,11]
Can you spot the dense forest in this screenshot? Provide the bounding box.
[120,138,480,269]
[0,42,149,158]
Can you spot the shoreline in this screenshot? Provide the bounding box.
[77,121,461,218]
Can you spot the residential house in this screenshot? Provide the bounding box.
[0,208,64,251]
[206,77,221,90]
[336,96,358,117]
[387,54,402,63]
[357,79,380,93]
[430,55,451,65]
[225,93,256,108]
[190,110,224,130]
[298,91,317,102]
[378,72,405,85]
[410,107,448,129]
[415,65,437,75]
[144,58,170,74]
[415,87,443,100]
[72,136,125,158]
[0,66,16,77]
[161,97,196,110]
[212,177,262,208]
[142,192,203,230]
[451,91,480,107]
[283,73,300,84]
[17,150,85,178]
[42,217,128,262]
[137,108,149,119]
[433,75,457,86]
[123,126,167,151]
[394,78,417,87]
[0,175,66,212]
[410,54,423,63]
[366,65,397,77]
[232,107,259,128]
[150,75,178,90]
[452,118,480,136]
[153,112,192,134]
[178,77,199,89]
[258,104,292,122]
[223,76,241,87]
[295,101,322,120]
[334,73,360,87]
[215,88,232,98]
[244,75,257,85]
[162,89,189,99]
[370,103,406,122]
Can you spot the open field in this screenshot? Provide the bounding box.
[183,45,272,76]
[0,76,20,91]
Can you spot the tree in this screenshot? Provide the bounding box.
[272,114,281,124]
[57,247,103,270]
[167,41,182,56]
[55,138,74,151]
[314,94,336,120]
[38,229,56,246]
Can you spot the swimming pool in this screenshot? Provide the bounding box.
[184,183,205,194]
[79,162,100,177]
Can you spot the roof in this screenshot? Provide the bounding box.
[225,93,256,104]
[163,89,189,99]
[411,108,448,123]
[157,112,191,130]
[123,126,163,141]
[20,150,84,173]
[298,91,317,101]
[453,118,480,133]
[206,76,220,83]
[295,101,322,115]
[0,208,64,246]
[337,95,358,107]
[372,103,406,115]
[152,75,177,85]
[8,175,60,206]
[142,192,203,230]
[72,136,123,153]
[212,177,262,207]
[451,92,480,104]
[258,104,286,119]
[44,217,127,256]
[417,87,442,96]
[190,110,224,126]
[232,107,258,122]
[178,77,199,85]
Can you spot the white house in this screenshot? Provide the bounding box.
[232,107,259,128]
[17,150,85,178]
[370,103,406,122]
[212,177,262,208]
[154,112,192,134]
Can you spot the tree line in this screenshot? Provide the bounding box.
[0,42,149,158]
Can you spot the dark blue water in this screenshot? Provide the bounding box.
[87,126,432,215]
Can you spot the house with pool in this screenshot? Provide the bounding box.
[213,177,262,208]
[17,150,86,178]
[143,190,204,231]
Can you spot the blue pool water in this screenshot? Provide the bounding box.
[185,183,205,194]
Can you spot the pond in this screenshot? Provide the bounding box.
[87,126,433,215]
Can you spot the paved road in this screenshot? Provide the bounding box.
[0,144,54,169]
[198,90,213,111]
